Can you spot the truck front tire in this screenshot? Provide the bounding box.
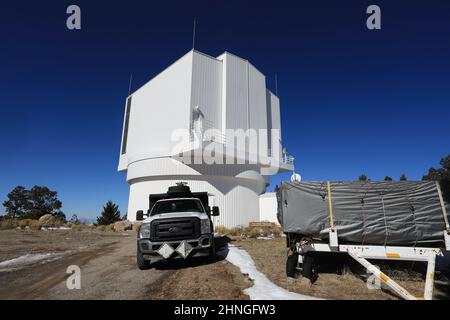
[208,240,216,261]
[137,245,151,270]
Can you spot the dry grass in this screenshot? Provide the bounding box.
[63,223,94,231]
[0,218,97,231]
[132,222,142,231]
[29,220,42,230]
[236,237,431,300]
[0,219,19,230]
[95,224,115,232]
[215,224,283,239]
[17,219,42,230]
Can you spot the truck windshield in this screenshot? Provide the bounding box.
[151,199,204,216]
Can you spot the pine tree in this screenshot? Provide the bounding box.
[70,214,80,224]
[384,176,393,181]
[359,175,368,182]
[422,154,450,202]
[399,174,407,181]
[97,201,121,225]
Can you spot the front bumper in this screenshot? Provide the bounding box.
[138,234,213,261]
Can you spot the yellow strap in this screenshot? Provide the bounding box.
[327,181,334,229]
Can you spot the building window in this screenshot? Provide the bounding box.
[121,96,132,155]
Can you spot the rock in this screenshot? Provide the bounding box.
[39,214,58,226]
[113,220,133,232]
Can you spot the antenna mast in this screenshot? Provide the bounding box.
[128,73,133,96]
[192,19,196,49]
[275,73,278,96]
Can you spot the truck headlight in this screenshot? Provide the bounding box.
[200,219,211,234]
[139,223,151,239]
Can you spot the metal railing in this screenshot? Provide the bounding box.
[268,147,295,165]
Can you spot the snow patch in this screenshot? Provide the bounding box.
[256,236,273,240]
[220,245,320,300]
[0,253,64,272]
[41,227,72,231]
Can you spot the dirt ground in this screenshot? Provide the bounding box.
[0,229,250,300]
[1,229,448,300]
[235,237,450,300]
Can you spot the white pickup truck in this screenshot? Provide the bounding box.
[135,183,219,270]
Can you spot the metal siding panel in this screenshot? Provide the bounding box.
[248,64,268,157]
[126,51,193,160]
[269,92,281,158]
[248,64,267,131]
[266,90,273,152]
[128,177,260,227]
[225,54,248,131]
[191,52,223,131]
[259,193,279,223]
[270,92,281,131]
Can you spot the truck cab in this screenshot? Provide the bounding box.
[135,183,219,270]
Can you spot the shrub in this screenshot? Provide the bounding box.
[18,219,34,229]
[214,225,230,235]
[0,219,19,230]
[95,225,106,232]
[132,222,142,231]
[95,224,114,232]
[246,227,263,238]
[214,224,282,238]
[104,224,115,232]
[29,220,42,230]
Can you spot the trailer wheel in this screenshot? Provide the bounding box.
[286,252,299,278]
[137,245,151,270]
[302,254,318,284]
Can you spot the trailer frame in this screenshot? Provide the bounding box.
[295,229,449,300]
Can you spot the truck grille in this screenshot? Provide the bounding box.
[151,217,200,241]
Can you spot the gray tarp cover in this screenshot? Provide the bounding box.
[277,181,449,246]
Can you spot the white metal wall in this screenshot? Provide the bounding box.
[126,157,267,182]
[222,53,249,131]
[259,192,279,223]
[118,51,193,171]
[191,51,223,132]
[248,63,268,157]
[266,90,281,158]
[128,177,261,228]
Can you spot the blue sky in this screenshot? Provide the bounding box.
[1,1,449,220]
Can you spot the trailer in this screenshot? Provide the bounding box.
[279,180,450,300]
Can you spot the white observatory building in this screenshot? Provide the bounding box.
[118,50,294,227]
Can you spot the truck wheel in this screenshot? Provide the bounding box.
[286,252,299,278]
[137,246,151,270]
[208,241,216,261]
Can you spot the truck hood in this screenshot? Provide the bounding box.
[142,212,209,223]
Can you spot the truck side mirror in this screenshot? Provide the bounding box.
[211,206,220,216]
[136,210,144,221]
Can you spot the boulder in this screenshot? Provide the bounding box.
[113,220,133,232]
[39,214,58,226]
